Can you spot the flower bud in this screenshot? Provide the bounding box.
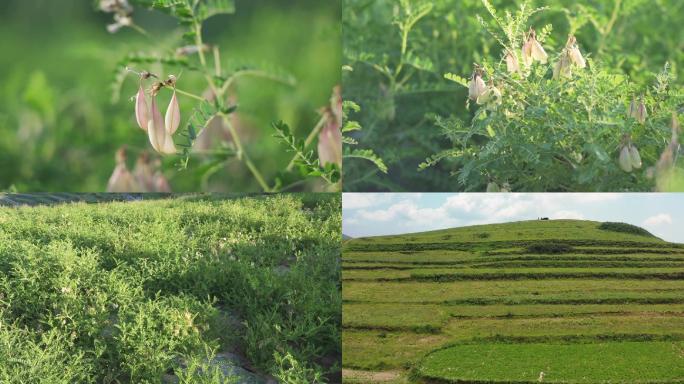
[468,72,487,101]
[135,85,148,131]
[165,89,180,134]
[619,145,632,172]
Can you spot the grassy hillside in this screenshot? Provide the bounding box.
[0,194,341,383]
[341,220,684,383]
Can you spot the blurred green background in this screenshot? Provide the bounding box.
[0,0,341,192]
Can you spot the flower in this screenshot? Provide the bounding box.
[553,51,572,79]
[629,96,647,124]
[107,147,139,192]
[468,72,487,101]
[134,84,148,131]
[147,95,177,155]
[100,0,134,34]
[505,50,520,74]
[566,35,586,69]
[619,145,633,172]
[165,89,180,135]
[522,29,547,66]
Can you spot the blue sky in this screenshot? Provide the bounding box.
[343,193,684,243]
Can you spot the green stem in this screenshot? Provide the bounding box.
[195,23,220,97]
[285,115,328,172]
[220,114,271,192]
[174,88,205,102]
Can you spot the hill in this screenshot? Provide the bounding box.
[342,220,684,383]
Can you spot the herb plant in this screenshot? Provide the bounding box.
[99,0,341,192]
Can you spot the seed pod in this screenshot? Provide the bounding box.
[566,36,586,69]
[629,144,642,169]
[619,145,632,172]
[530,38,548,64]
[628,98,637,119]
[505,51,520,74]
[486,182,500,192]
[468,73,487,101]
[553,51,572,79]
[135,85,148,131]
[522,29,547,66]
[477,85,502,105]
[147,96,167,154]
[165,89,180,134]
[636,99,647,124]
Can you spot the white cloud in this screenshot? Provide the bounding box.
[643,213,673,227]
[553,210,585,220]
[342,193,392,210]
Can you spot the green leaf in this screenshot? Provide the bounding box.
[343,148,388,173]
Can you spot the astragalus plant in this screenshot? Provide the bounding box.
[98,0,341,192]
[420,0,683,191]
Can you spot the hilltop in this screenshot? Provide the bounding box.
[342,219,684,384]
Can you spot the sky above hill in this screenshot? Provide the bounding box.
[342,193,684,243]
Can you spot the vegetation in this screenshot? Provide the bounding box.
[342,0,684,192]
[342,219,684,383]
[0,193,341,383]
[0,0,341,192]
[598,221,655,237]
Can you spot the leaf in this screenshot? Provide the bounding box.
[197,0,236,21]
[343,148,388,173]
[444,73,469,88]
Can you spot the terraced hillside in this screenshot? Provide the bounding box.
[342,220,684,383]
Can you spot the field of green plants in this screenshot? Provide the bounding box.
[342,220,684,383]
[343,0,684,192]
[0,193,341,383]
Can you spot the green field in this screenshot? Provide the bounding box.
[341,220,684,383]
[0,194,341,383]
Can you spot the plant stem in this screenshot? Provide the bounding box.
[174,88,205,102]
[220,114,271,192]
[195,23,220,97]
[285,115,328,172]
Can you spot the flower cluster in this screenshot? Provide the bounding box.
[107,147,171,193]
[99,0,133,33]
[618,134,642,173]
[133,70,180,155]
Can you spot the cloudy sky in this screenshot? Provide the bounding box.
[343,193,684,243]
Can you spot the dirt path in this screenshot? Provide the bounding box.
[342,369,405,383]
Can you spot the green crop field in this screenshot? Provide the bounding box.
[341,219,684,383]
[0,193,341,383]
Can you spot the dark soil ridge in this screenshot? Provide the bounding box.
[344,239,684,253]
[343,312,684,333]
[343,271,684,282]
[343,296,684,305]
[343,261,684,270]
